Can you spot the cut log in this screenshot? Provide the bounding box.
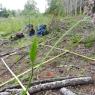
[29,77,93,94]
[60,87,77,95]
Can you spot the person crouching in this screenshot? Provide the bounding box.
[27,24,35,36]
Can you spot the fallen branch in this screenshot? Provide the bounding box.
[0,89,21,95]
[0,44,28,58]
[0,76,78,92]
[0,51,68,88]
[0,92,10,95]
[41,44,95,61]
[28,77,93,94]
[60,87,77,95]
[0,51,16,58]
[0,54,27,77]
[0,36,54,58]
[0,40,10,46]
[0,77,93,94]
[0,43,94,89]
[6,89,21,94]
[1,58,30,95]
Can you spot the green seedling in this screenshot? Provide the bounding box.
[70,34,81,44]
[21,36,38,95]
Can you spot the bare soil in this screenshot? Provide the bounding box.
[0,18,95,95]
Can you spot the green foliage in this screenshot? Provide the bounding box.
[46,0,65,16]
[84,34,95,43]
[22,0,39,15]
[20,37,38,95]
[46,0,84,16]
[21,90,27,95]
[0,8,9,18]
[70,34,81,43]
[0,15,51,38]
[8,10,17,17]
[84,42,94,48]
[21,37,38,95]
[29,36,38,63]
[83,33,95,48]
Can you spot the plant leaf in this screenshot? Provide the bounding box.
[29,36,38,63]
[21,90,27,95]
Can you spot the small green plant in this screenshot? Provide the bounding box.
[21,36,38,95]
[70,34,81,44]
[84,42,94,48]
[83,33,95,48]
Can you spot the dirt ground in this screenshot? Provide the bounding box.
[0,19,95,95]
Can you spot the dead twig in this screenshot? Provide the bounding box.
[0,53,27,77]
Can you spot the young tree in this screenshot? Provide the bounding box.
[0,8,9,18]
[22,0,39,15]
[46,0,65,16]
[46,0,84,16]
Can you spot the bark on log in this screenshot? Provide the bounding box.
[6,89,21,94]
[0,77,93,94]
[0,76,78,92]
[0,92,10,95]
[0,89,21,95]
[29,77,93,94]
[60,87,77,95]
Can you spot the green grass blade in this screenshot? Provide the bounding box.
[29,36,38,63]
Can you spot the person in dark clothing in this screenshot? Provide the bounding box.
[29,28,35,36]
[26,24,35,36]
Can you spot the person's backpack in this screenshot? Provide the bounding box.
[25,24,35,36]
[37,24,48,36]
[10,32,24,41]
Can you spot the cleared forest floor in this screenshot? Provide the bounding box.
[0,16,95,95]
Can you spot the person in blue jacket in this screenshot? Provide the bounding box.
[37,24,48,36]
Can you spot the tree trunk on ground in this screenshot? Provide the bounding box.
[0,77,93,94]
[0,76,78,92]
[29,77,93,94]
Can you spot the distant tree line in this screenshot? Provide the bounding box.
[0,8,9,18]
[0,0,39,18]
[46,0,85,16]
[46,0,65,16]
[0,0,91,18]
[22,0,39,16]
